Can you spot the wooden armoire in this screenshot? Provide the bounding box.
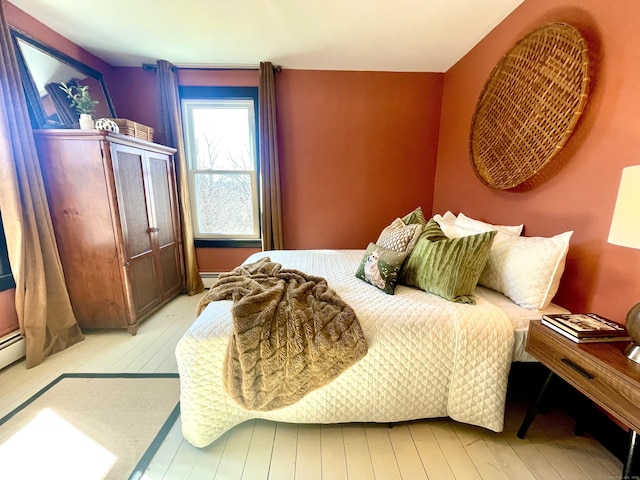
[34,130,186,334]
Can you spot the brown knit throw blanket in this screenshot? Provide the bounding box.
[196,257,368,411]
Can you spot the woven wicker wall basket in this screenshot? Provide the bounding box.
[469,23,590,190]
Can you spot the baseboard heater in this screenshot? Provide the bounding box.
[200,272,220,289]
[0,330,25,370]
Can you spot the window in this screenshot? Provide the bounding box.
[0,212,15,292]
[181,87,260,246]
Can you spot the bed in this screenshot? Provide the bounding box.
[176,239,569,448]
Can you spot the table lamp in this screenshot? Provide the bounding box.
[608,165,640,363]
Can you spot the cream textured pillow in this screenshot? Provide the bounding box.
[377,218,422,254]
[478,231,573,310]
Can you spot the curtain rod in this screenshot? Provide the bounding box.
[142,63,282,72]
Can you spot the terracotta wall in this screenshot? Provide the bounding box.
[276,70,442,250]
[435,0,640,321]
[108,67,158,130]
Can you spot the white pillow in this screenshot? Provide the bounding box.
[432,211,456,226]
[456,212,524,236]
[439,219,517,249]
[478,231,573,310]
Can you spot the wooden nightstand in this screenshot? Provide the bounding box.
[518,320,640,478]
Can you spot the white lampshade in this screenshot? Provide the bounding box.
[608,166,640,364]
[608,165,640,249]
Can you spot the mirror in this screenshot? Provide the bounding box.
[10,28,117,129]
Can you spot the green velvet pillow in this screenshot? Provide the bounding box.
[356,243,408,295]
[401,206,428,227]
[400,219,496,304]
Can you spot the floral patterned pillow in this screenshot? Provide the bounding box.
[355,243,408,295]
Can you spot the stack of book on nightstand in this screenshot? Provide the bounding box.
[541,313,632,343]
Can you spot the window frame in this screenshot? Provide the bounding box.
[180,86,261,248]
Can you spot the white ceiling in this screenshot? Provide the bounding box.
[9,0,524,72]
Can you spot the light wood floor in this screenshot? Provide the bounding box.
[0,293,623,479]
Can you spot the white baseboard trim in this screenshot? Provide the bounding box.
[0,331,25,370]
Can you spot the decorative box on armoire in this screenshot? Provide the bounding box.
[34,130,186,334]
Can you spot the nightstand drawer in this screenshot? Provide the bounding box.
[527,320,640,432]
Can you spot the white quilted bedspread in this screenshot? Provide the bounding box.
[176,250,515,448]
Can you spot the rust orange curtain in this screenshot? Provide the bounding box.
[155,60,204,295]
[0,0,83,368]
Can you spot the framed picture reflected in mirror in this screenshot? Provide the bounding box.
[10,28,117,129]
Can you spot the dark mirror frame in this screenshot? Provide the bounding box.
[10,27,117,129]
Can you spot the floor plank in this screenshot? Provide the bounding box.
[342,423,375,480]
[242,420,276,480]
[453,423,509,480]
[365,424,403,480]
[144,417,184,480]
[267,423,297,480]
[320,424,348,480]
[214,420,255,480]
[408,421,456,480]
[525,425,589,480]
[482,434,537,480]
[429,420,483,479]
[295,424,322,480]
[387,424,429,480]
[162,438,199,480]
[187,431,230,480]
[503,428,564,480]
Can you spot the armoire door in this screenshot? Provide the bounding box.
[147,152,184,298]
[111,144,162,320]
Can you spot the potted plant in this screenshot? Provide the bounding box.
[59,81,99,129]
